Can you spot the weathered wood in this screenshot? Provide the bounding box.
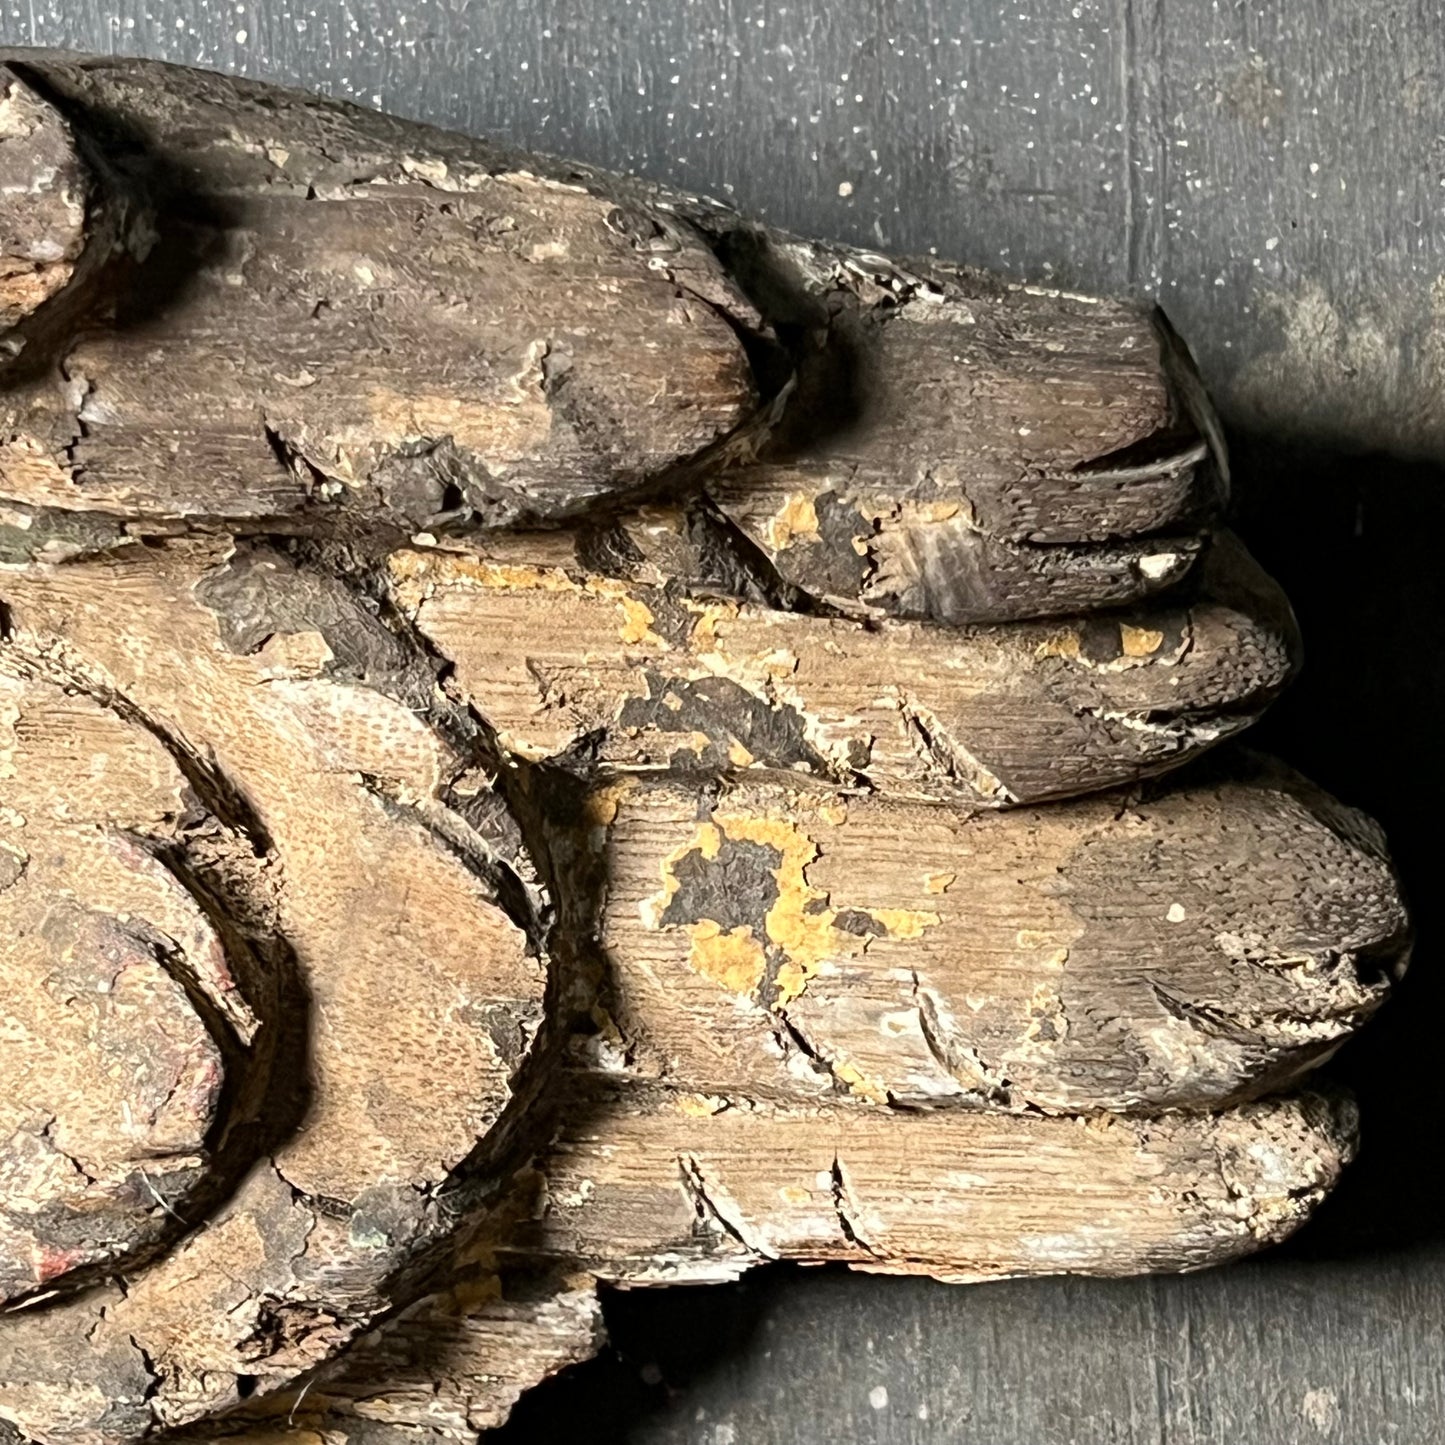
[0,671,257,1302]
[388,531,1295,806]
[293,1271,604,1441]
[176,1266,606,1445]
[0,50,1226,633]
[0,47,1412,1445]
[684,226,1225,623]
[697,228,1225,543]
[0,532,1399,1442]
[0,541,548,1201]
[136,1085,1359,1445]
[0,71,91,334]
[504,1084,1357,1286]
[0,540,552,1441]
[563,760,1406,1115]
[0,9,1432,1445]
[0,57,762,540]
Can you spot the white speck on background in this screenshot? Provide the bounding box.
[868,1385,889,1410]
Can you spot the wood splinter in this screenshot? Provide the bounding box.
[0,51,1411,1445]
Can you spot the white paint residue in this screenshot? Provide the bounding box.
[1300,1386,1341,1434]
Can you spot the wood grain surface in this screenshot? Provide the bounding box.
[0,4,1438,1443]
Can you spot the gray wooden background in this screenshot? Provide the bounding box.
[3,2,1442,1441]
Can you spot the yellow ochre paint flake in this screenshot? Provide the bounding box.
[714,811,845,1005]
[832,1059,890,1104]
[581,573,666,647]
[644,809,940,1007]
[727,738,756,768]
[582,776,637,830]
[1034,630,1082,661]
[685,597,739,652]
[616,592,663,647]
[685,918,769,993]
[1119,624,1165,658]
[912,499,963,524]
[448,1272,505,1310]
[1025,984,1069,1044]
[640,821,723,930]
[384,550,665,646]
[1015,932,1073,970]
[765,493,820,551]
[666,730,716,759]
[385,550,578,606]
[676,1093,728,1118]
[866,907,942,940]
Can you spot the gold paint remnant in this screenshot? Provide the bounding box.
[682,918,768,994]
[1035,630,1082,661]
[727,738,756,768]
[833,1059,890,1104]
[1120,624,1165,658]
[676,1093,729,1118]
[685,598,739,652]
[765,494,820,550]
[582,777,637,831]
[866,907,942,940]
[645,809,941,1007]
[616,592,663,647]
